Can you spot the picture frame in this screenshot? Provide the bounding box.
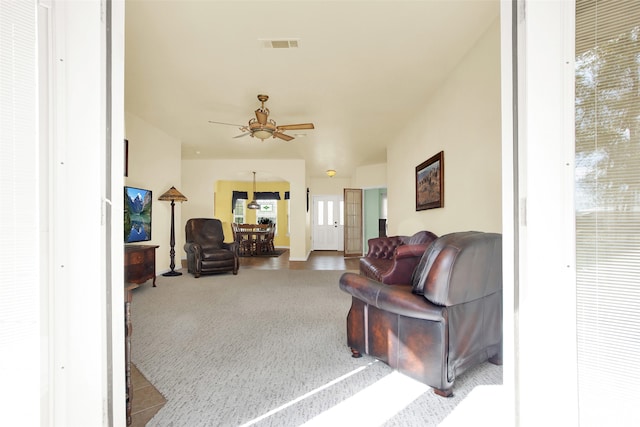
[416,151,444,211]
[124,139,129,177]
[124,186,152,243]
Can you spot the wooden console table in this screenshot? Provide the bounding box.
[124,283,138,426]
[125,244,159,287]
[124,244,158,425]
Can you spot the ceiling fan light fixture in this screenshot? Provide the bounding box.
[248,116,276,140]
[252,129,273,140]
[210,94,314,141]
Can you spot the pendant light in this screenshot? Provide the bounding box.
[247,171,260,209]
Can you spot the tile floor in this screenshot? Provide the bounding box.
[130,363,166,427]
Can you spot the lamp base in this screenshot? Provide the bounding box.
[162,270,182,277]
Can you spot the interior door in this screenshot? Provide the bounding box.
[312,195,344,250]
[343,188,363,257]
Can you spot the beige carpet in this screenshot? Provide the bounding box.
[131,269,502,426]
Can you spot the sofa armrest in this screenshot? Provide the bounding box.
[222,241,238,253]
[184,242,202,259]
[184,242,202,274]
[394,243,430,259]
[339,272,445,321]
[379,243,430,285]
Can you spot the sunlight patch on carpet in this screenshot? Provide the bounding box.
[301,371,429,426]
[238,362,376,427]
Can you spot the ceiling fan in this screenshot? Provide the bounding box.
[208,94,314,141]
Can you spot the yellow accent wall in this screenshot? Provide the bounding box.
[214,180,291,248]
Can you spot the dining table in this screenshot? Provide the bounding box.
[233,224,273,256]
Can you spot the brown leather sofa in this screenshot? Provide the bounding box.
[359,230,437,284]
[184,218,239,277]
[340,231,502,397]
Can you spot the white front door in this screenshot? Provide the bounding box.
[312,195,344,250]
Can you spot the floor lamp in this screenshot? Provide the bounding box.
[158,186,188,276]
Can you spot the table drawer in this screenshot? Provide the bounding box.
[126,252,144,265]
[124,245,159,286]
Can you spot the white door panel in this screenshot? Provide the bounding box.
[312,195,343,250]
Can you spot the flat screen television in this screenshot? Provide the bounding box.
[124,186,152,243]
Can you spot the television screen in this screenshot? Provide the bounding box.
[124,186,152,243]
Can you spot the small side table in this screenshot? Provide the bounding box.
[124,245,159,287]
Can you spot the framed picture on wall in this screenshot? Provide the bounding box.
[124,186,152,243]
[416,151,444,211]
[124,139,128,177]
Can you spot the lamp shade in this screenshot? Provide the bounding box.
[158,186,188,202]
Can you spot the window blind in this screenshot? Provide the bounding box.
[575,1,640,424]
[0,0,40,422]
[232,191,248,212]
[254,191,280,200]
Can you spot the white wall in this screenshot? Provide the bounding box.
[306,164,387,193]
[309,177,352,195]
[387,19,502,237]
[125,112,183,273]
[355,163,387,189]
[181,158,309,260]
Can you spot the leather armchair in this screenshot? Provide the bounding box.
[184,218,239,277]
[340,231,502,397]
[359,230,438,284]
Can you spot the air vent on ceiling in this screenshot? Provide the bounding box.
[260,39,300,49]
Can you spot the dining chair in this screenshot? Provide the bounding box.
[233,223,255,256]
[257,225,275,254]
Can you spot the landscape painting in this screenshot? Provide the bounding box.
[416,151,444,211]
[124,186,152,243]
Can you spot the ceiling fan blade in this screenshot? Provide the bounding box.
[208,120,245,127]
[277,123,315,131]
[255,109,268,125]
[274,132,294,141]
[233,132,251,139]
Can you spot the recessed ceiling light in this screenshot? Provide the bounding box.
[293,133,307,138]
